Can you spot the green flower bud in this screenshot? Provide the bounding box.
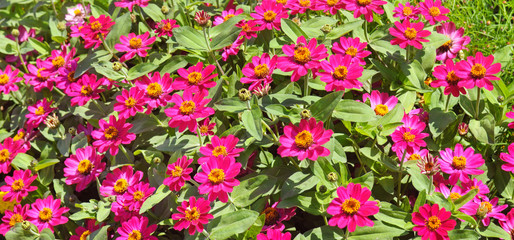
[300,109,311,120]
[321,24,332,33]
[11,29,20,38]
[57,21,67,31]
[112,62,122,71]
[327,172,338,182]
[161,5,169,14]
[238,88,251,101]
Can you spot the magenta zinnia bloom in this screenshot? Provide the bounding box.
[199,135,244,164]
[80,15,115,49]
[26,98,56,128]
[114,87,148,119]
[251,0,289,30]
[193,118,216,136]
[460,197,507,226]
[412,204,456,240]
[327,183,379,232]
[313,0,345,15]
[173,62,218,94]
[91,115,136,156]
[154,19,179,37]
[278,36,328,82]
[66,73,105,106]
[344,0,386,22]
[64,146,105,192]
[431,59,466,97]
[389,20,431,49]
[0,169,37,202]
[439,143,484,183]
[393,2,420,21]
[318,54,363,92]
[135,72,173,112]
[165,89,215,133]
[118,182,155,212]
[25,59,54,92]
[436,22,471,62]
[114,0,150,12]
[0,204,29,235]
[500,209,514,238]
[70,219,103,240]
[221,37,244,61]
[286,0,314,15]
[194,156,241,203]
[363,90,398,116]
[237,20,259,40]
[172,196,214,235]
[115,32,155,62]
[332,37,371,66]
[262,201,296,231]
[100,166,143,197]
[117,216,157,240]
[500,143,514,173]
[0,137,27,174]
[391,124,429,154]
[456,52,501,91]
[257,229,292,240]
[214,8,244,26]
[278,118,333,161]
[65,4,90,26]
[27,195,69,232]
[460,178,490,199]
[163,156,194,191]
[419,0,449,25]
[241,53,277,92]
[0,65,22,94]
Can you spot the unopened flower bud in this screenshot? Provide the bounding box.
[300,109,311,119]
[11,29,20,38]
[253,84,271,97]
[44,113,60,129]
[292,17,301,26]
[57,21,67,31]
[161,5,169,14]
[321,24,332,33]
[498,95,504,103]
[153,157,161,164]
[238,88,251,101]
[319,185,327,193]
[377,124,383,131]
[112,62,122,71]
[195,11,211,27]
[108,196,116,202]
[69,196,75,203]
[130,13,137,23]
[22,221,31,230]
[476,202,492,219]
[424,77,432,86]
[458,122,468,136]
[68,127,77,136]
[327,172,338,182]
[459,50,465,60]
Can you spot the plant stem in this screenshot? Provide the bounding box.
[444,94,451,112]
[262,119,279,143]
[475,87,481,119]
[15,39,28,73]
[92,99,107,116]
[202,27,227,79]
[406,45,410,63]
[364,20,369,43]
[428,175,433,195]
[303,73,309,97]
[196,122,203,147]
[396,150,407,205]
[288,157,302,171]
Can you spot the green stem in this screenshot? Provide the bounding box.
[15,39,28,73]
[202,27,227,80]
[137,6,153,31]
[445,94,451,112]
[344,228,350,239]
[119,145,131,162]
[396,151,407,205]
[406,45,410,63]
[303,73,309,97]
[262,119,279,143]
[428,175,433,195]
[202,229,212,240]
[92,99,107,116]
[288,157,302,171]
[196,122,203,147]
[475,87,481,119]
[364,20,369,43]
[351,143,367,173]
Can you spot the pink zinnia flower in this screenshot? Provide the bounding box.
[91,115,136,156]
[135,72,173,112]
[344,0,387,22]
[0,65,22,94]
[25,59,54,92]
[165,89,215,133]
[460,178,490,199]
[262,201,296,231]
[0,204,29,235]
[66,73,105,106]
[27,195,69,232]
[439,143,484,183]
[257,229,292,240]
[391,124,429,155]
[419,0,449,25]
[111,198,140,222]
[412,204,456,240]
[64,146,106,192]
[114,87,148,119]
[438,184,467,202]
[313,0,345,15]
[118,182,155,212]
[26,98,56,128]
[117,216,157,240]
[115,32,156,62]
[251,0,289,30]
[214,8,244,26]
[100,166,143,197]
[500,209,514,238]
[173,62,218,94]
[221,37,244,61]
[436,22,471,62]
[241,53,277,92]
[172,196,214,235]
[501,143,514,173]
[327,183,379,232]
[236,20,259,40]
[460,197,507,226]
[363,90,398,116]
[65,4,90,26]
[506,107,514,129]
[55,60,79,91]
[70,219,103,240]
[80,15,115,49]
[286,0,314,15]
[114,0,150,12]
[389,20,431,49]
[393,2,420,21]
[431,59,466,97]
[193,118,216,136]
[318,54,363,92]
[456,52,501,91]
[194,156,241,203]
[199,135,244,164]
[163,156,194,191]
[40,47,77,78]
[0,137,27,174]
[278,118,333,161]
[277,36,328,82]
[154,19,179,37]
[332,37,371,66]
[0,169,37,202]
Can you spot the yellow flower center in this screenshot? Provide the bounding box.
[199,125,209,134]
[187,72,203,85]
[11,179,24,192]
[425,215,441,231]
[68,71,77,82]
[440,40,453,51]
[52,56,65,68]
[179,101,196,115]
[77,159,93,174]
[9,214,23,227]
[295,130,313,149]
[114,178,128,194]
[446,71,460,84]
[212,146,228,157]
[133,190,144,201]
[162,23,172,31]
[402,131,415,142]
[449,192,461,200]
[357,0,371,6]
[452,156,466,170]
[39,208,53,222]
[0,74,9,85]
[125,97,136,108]
[374,104,389,116]
[80,85,93,96]
[408,153,421,161]
[79,230,91,240]
[294,47,311,64]
[13,131,25,141]
[128,230,142,240]
[37,68,49,81]
[327,0,338,6]
[345,46,358,57]
[404,27,417,40]
[0,149,11,163]
[171,165,183,177]
[129,38,142,49]
[74,9,82,15]
[35,106,45,116]
[262,207,279,225]
[254,64,270,78]
[403,6,413,16]
[470,64,486,79]
[276,0,287,4]
[341,197,361,215]
[224,14,235,21]
[185,207,200,221]
[480,201,493,213]
[103,126,118,140]
[429,7,441,17]
[263,10,277,22]
[146,82,163,98]
[242,24,251,32]
[333,66,348,80]
[208,168,225,184]
[299,0,311,6]
[90,21,102,31]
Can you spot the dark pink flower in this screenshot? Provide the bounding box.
[362,90,398,116]
[456,52,501,91]
[25,59,54,92]
[460,178,490,199]
[501,143,514,173]
[431,59,466,97]
[26,98,56,128]
[64,146,106,192]
[70,219,103,240]
[460,197,507,226]
[111,198,140,222]
[327,183,379,232]
[250,0,289,30]
[154,19,179,37]
[55,60,79,91]
[0,65,22,94]
[100,166,143,197]
[389,20,431,49]
[0,204,29,235]
[66,73,105,106]
[214,8,244,26]
[262,201,296,231]
[40,47,77,79]
[114,87,148,119]
[165,89,215,133]
[419,0,449,25]
[135,72,173,112]
[91,115,136,156]
[117,182,155,212]
[257,229,291,240]
[163,156,194,191]
[0,137,27,174]
[332,37,371,65]
[237,20,259,39]
[172,196,213,235]
[391,123,429,155]
[193,118,216,136]
[286,0,314,15]
[344,0,387,22]
[117,216,157,240]
[115,32,156,62]
[313,0,345,15]
[27,195,69,232]
[393,2,420,21]
[241,53,277,92]
[278,118,333,161]
[412,204,456,240]
[436,22,470,62]
[194,156,241,203]
[114,0,150,12]
[318,54,363,92]
[277,36,328,82]
[221,37,244,61]
[439,143,484,183]
[0,169,37,202]
[77,15,115,49]
[199,135,244,164]
[500,208,514,238]
[173,62,218,94]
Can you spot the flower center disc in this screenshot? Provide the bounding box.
[129,38,142,49]
[171,165,183,177]
[212,146,228,157]
[114,178,128,194]
[39,208,53,222]
[187,72,203,85]
[452,156,466,170]
[470,64,486,79]
[263,11,277,22]
[402,131,415,142]
[146,83,163,98]
[179,101,196,115]
[429,7,441,17]
[262,207,280,225]
[208,168,225,184]
[185,207,200,221]
[104,126,118,140]
[404,27,417,40]
[77,159,93,174]
[425,215,441,231]
[295,130,313,149]
[345,46,358,57]
[333,66,348,80]
[341,197,361,215]
[254,64,270,78]
[293,47,311,64]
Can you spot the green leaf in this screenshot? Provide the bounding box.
[92,61,125,81]
[89,226,110,240]
[243,214,266,239]
[453,189,478,210]
[27,37,50,56]
[281,18,308,42]
[350,171,374,189]
[310,91,344,122]
[75,50,112,78]
[413,190,426,212]
[477,223,511,239]
[400,59,426,90]
[173,26,208,51]
[39,228,56,240]
[208,210,259,240]
[241,96,263,141]
[303,226,345,239]
[428,108,457,138]
[406,165,430,192]
[105,13,132,50]
[215,97,247,112]
[210,15,245,50]
[468,114,495,144]
[160,55,189,74]
[35,158,60,171]
[5,222,39,240]
[277,191,323,215]
[333,100,376,122]
[281,172,320,200]
[348,221,406,240]
[97,201,111,222]
[139,185,171,214]
[127,63,159,80]
[448,229,480,240]
[69,210,95,221]
[231,175,277,207]
[326,20,364,40]
[454,212,477,226]
[11,153,34,169]
[0,35,16,54]
[374,202,410,229]
[142,3,165,22]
